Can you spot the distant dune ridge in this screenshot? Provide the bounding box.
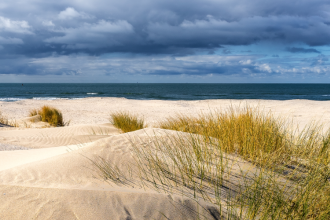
[0,98,329,219]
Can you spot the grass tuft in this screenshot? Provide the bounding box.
[159,106,288,165]
[29,105,69,127]
[110,111,146,133]
[28,108,38,117]
[0,110,17,127]
[0,110,10,125]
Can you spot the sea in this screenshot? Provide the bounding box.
[1,83,330,101]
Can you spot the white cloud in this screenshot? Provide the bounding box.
[257,64,272,73]
[58,8,80,20]
[239,59,252,65]
[42,20,55,27]
[0,16,32,34]
[58,7,92,20]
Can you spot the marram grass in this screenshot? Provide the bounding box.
[0,110,18,127]
[158,106,289,165]
[109,111,146,133]
[0,110,10,125]
[94,107,330,219]
[29,105,69,127]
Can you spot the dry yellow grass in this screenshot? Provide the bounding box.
[0,110,17,127]
[28,108,38,117]
[29,105,68,127]
[0,111,9,126]
[159,106,289,165]
[109,111,146,133]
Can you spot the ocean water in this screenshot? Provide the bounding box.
[1,83,330,101]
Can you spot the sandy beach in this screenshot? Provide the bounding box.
[2,97,330,128]
[0,98,329,219]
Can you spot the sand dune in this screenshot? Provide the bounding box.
[1,98,329,219]
[0,184,221,220]
[0,123,119,148]
[0,128,221,219]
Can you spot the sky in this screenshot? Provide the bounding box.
[1,0,330,83]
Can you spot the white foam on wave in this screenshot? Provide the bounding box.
[87,93,98,95]
[1,97,84,102]
[33,97,68,100]
[0,98,25,101]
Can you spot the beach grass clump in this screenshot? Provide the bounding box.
[29,105,67,127]
[95,106,330,219]
[110,111,146,133]
[28,108,38,117]
[0,110,17,127]
[0,110,9,125]
[159,106,289,165]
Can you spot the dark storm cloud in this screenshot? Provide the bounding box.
[150,64,263,76]
[0,0,330,80]
[287,47,320,53]
[0,0,329,57]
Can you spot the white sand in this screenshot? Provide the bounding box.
[0,98,329,219]
[1,97,330,128]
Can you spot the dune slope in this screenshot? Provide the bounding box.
[0,127,222,220]
[0,123,119,148]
